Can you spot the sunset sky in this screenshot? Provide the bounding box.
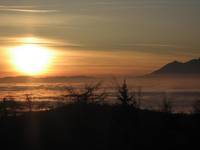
[0,0,200,77]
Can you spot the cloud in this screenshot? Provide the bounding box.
[0,36,82,49]
[0,5,58,13]
[119,43,180,48]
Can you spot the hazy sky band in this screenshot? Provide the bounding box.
[0,0,200,76]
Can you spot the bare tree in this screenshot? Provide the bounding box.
[25,94,33,112]
[65,82,107,105]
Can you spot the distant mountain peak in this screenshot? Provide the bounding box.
[168,60,181,65]
[186,58,200,64]
[150,58,200,75]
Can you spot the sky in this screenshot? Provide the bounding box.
[0,0,200,77]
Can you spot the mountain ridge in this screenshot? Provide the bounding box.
[149,58,200,76]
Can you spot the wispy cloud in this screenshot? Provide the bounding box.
[120,43,181,49]
[0,5,58,13]
[0,36,81,48]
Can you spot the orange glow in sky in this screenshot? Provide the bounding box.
[7,37,55,76]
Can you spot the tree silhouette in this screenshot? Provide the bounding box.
[117,80,137,107]
[161,93,173,113]
[136,86,142,109]
[65,82,107,105]
[193,99,200,114]
[0,96,18,117]
[25,94,33,112]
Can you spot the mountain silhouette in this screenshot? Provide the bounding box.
[150,58,200,75]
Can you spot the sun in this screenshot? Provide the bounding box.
[10,44,53,76]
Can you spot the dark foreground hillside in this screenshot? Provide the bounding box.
[0,104,200,150]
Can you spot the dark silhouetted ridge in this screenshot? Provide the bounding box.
[150,58,200,75]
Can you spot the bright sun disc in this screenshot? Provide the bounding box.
[10,44,53,75]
